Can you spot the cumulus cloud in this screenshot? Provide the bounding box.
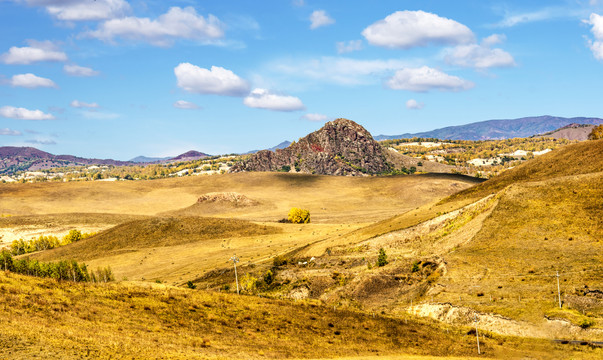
[406,99,424,110]
[271,56,413,86]
[0,40,67,65]
[310,10,335,29]
[362,10,474,49]
[174,63,250,96]
[336,40,363,54]
[444,35,516,69]
[0,106,55,120]
[70,100,99,108]
[10,73,57,88]
[0,128,22,136]
[587,13,603,60]
[64,64,100,77]
[301,113,329,122]
[386,66,474,92]
[173,100,200,109]
[87,6,224,47]
[243,88,305,111]
[24,0,131,21]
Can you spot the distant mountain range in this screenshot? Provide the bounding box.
[375,116,603,141]
[0,147,211,174]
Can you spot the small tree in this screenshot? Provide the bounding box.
[376,248,388,267]
[288,207,310,224]
[588,125,603,140]
[63,229,83,245]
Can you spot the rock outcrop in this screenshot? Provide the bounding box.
[231,118,391,176]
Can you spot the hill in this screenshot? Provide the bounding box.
[3,272,574,359]
[0,146,135,174]
[535,123,597,141]
[375,115,603,141]
[445,139,603,202]
[34,216,280,261]
[232,118,391,176]
[244,140,292,155]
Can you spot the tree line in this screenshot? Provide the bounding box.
[9,229,93,256]
[0,250,113,283]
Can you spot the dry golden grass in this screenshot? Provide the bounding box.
[445,139,603,202]
[33,216,280,261]
[0,272,479,359]
[1,272,597,360]
[429,173,603,331]
[0,172,481,223]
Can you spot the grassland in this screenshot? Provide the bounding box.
[1,140,602,358]
[0,272,596,360]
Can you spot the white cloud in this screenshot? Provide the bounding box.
[243,88,305,111]
[444,35,516,69]
[0,106,55,120]
[587,13,603,60]
[70,100,99,108]
[292,0,305,7]
[80,111,120,120]
[173,100,200,109]
[26,139,56,145]
[0,40,67,65]
[362,10,474,49]
[25,0,131,21]
[10,73,57,88]
[0,128,22,136]
[386,66,474,92]
[64,64,100,77]
[174,63,250,96]
[87,6,224,47]
[482,34,506,46]
[270,56,413,86]
[406,99,424,110]
[310,10,335,30]
[336,40,363,54]
[301,113,329,122]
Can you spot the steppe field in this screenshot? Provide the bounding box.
[0,140,602,359]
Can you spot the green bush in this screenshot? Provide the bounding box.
[411,261,420,273]
[376,248,388,267]
[288,207,310,224]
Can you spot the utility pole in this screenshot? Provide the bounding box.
[230,255,240,295]
[474,314,481,355]
[556,271,562,309]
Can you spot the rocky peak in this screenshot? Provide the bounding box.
[231,119,391,176]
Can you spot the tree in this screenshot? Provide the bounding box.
[588,125,603,140]
[63,229,83,245]
[376,248,388,267]
[287,207,310,223]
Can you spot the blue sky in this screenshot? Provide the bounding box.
[1,0,603,159]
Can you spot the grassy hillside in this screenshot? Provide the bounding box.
[0,272,595,359]
[445,139,603,202]
[437,173,603,326]
[34,217,280,261]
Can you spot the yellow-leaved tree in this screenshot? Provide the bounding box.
[588,125,603,140]
[287,207,310,224]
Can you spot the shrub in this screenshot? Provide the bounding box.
[187,281,197,289]
[578,318,595,329]
[263,270,274,285]
[588,125,603,140]
[288,207,310,224]
[273,255,288,267]
[63,229,83,245]
[411,261,420,273]
[376,248,388,267]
